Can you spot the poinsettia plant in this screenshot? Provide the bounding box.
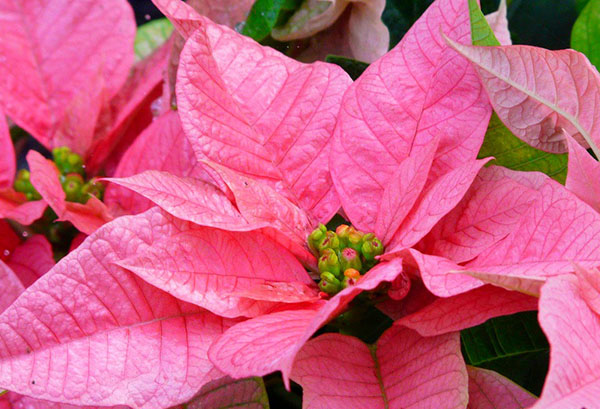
[0,0,600,408]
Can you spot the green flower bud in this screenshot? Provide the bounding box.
[319,272,341,294]
[317,231,340,253]
[61,173,84,203]
[318,248,341,278]
[361,237,384,261]
[308,223,327,253]
[52,147,70,163]
[81,178,105,202]
[340,247,362,272]
[14,169,41,200]
[53,147,84,175]
[335,224,351,247]
[342,275,359,289]
[347,230,364,252]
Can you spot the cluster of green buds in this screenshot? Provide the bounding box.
[13,147,105,204]
[308,224,384,296]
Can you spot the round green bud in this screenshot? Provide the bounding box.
[62,173,84,203]
[340,247,362,272]
[81,178,105,202]
[318,272,341,295]
[308,223,327,253]
[317,231,340,253]
[318,248,341,278]
[361,237,384,261]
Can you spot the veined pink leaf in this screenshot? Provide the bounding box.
[184,376,269,409]
[532,275,600,408]
[105,170,260,231]
[484,0,511,46]
[0,0,135,152]
[0,207,235,409]
[331,0,491,230]
[574,264,600,318]
[7,235,54,288]
[105,110,201,215]
[467,367,537,409]
[398,285,537,337]
[27,151,112,234]
[445,39,600,156]
[421,166,542,263]
[152,0,203,38]
[458,270,545,297]
[231,281,319,304]
[118,222,314,318]
[388,159,489,251]
[3,391,128,409]
[462,179,600,291]
[565,132,600,212]
[291,327,467,409]
[177,17,352,223]
[376,279,437,321]
[374,141,437,245]
[201,161,314,243]
[0,260,24,313]
[209,258,404,385]
[0,190,46,226]
[0,113,14,189]
[187,0,254,28]
[86,39,172,172]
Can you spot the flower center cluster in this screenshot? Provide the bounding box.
[14,146,104,204]
[308,224,384,295]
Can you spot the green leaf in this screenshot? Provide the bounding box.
[577,0,591,12]
[461,311,549,395]
[184,377,270,408]
[134,18,173,62]
[242,0,302,42]
[572,0,600,69]
[478,114,568,183]
[468,0,501,46]
[325,55,369,80]
[468,2,568,183]
[507,0,578,50]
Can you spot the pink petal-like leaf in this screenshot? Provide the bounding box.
[118,220,313,318]
[3,391,128,409]
[467,366,537,409]
[445,39,600,155]
[209,258,404,385]
[422,166,542,263]
[399,285,537,337]
[574,264,600,318]
[27,151,112,234]
[331,0,491,230]
[0,190,46,226]
[532,274,600,408]
[0,220,21,263]
[186,0,254,28]
[184,376,269,409]
[177,17,351,222]
[106,170,259,231]
[0,260,24,313]
[85,39,172,172]
[484,0,511,46]
[375,141,437,244]
[565,132,600,212]
[463,179,600,292]
[0,113,14,189]
[0,0,135,152]
[7,235,54,288]
[0,207,235,409]
[388,159,489,251]
[292,327,467,409]
[151,0,203,38]
[105,110,202,215]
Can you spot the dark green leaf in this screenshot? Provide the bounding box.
[461,311,549,395]
[572,0,600,69]
[478,114,568,183]
[134,18,173,62]
[577,0,591,12]
[242,0,301,42]
[325,55,369,80]
[507,0,578,49]
[382,0,434,48]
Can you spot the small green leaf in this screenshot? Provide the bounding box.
[461,311,549,395]
[468,0,501,46]
[325,55,369,80]
[242,0,302,42]
[572,0,600,69]
[577,0,591,13]
[134,18,173,62]
[478,114,568,183]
